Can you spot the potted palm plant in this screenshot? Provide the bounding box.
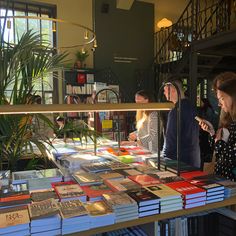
[75,50,89,68]
[0,28,67,171]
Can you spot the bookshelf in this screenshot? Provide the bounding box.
[68,196,236,236]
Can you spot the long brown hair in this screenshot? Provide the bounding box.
[213,72,236,127]
[218,78,236,122]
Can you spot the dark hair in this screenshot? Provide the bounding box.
[135,90,155,102]
[218,79,236,121]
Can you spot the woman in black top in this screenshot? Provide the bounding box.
[199,73,236,180]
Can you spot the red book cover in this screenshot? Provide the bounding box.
[51,180,77,189]
[166,181,206,199]
[128,174,161,186]
[180,171,208,180]
[81,184,112,199]
[77,73,86,85]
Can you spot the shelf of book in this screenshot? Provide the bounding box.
[68,196,236,236]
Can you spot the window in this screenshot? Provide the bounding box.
[0,0,57,104]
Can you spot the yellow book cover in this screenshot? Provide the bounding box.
[0,206,30,228]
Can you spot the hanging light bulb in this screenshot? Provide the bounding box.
[7,19,11,29]
[52,21,56,32]
[93,39,97,48]
[81,47,86,54]
[84,30,89,39]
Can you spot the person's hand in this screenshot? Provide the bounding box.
[199,119,215,136]
[128,132,137,141]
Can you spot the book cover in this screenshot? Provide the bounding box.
[115,169,142,177]
[98,171,124,180]
[189,179,225,193]
[72,172,103,186]
[107,147,130,156]
[81,184,112,199]
[128,174,161,186]
[31,190,58,202]
[166,181,206,199]
[0,182,30,202]
[39,168,63,181]
[102,192,137,209]
[54,184,85,200]
[180,170,208,180]
[84,200,113,216]
[12,170,44,184]
[126,188,160,207]
[104,178,140,192]
[28,198,59,220]
[145,184,182,200]
[0,205,30,229]
[58,199,88,219]
[51,180,77,188]
[81,162,111,173]
[108,161,131,170]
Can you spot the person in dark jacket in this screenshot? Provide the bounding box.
[162,78,201,168]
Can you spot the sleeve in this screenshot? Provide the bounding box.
[215,136,236,165]
[162,109,177,158]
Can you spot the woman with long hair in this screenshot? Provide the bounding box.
[128,90,158,153]
[199,72,236,180]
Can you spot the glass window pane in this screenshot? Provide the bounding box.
[14,11,27,42]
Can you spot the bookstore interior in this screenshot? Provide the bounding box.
[1,0,236,236]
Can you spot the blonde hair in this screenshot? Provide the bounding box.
[135,90,154,131]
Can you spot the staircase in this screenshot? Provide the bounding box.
[154,0,236,104]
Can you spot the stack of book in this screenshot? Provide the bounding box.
[30,190,59,202]
[115,168,143,177]
[128,174,161,186]
[189,178,225,204]
[103,192,138,223]
[81,184,113,201]
[104,178,140,192]
[0,182,31,209]
[218,180,236,198]
[127,188,160,217]
[53,181,86,202]
[0,205,30,236]
[81,161,112,173]
[107,161,132,170]
[12,168,63,192]
[72,172,103,186]
[84,200,115,228]
[50,147,78,161]
[166,181,206,209]
[98,171,124,181]
[60,153,103,171]
[155,171,184,184]
[28,198,61,236]
[145,184,183,213]
[58,199,90,234]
